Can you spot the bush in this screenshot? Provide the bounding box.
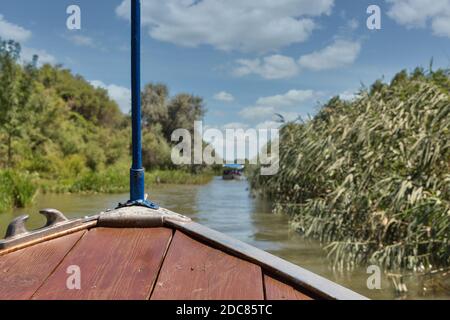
[0,174,13,212]
[0,170,37,210]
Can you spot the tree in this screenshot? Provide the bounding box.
[141,83,206,141]
[166,93,205,139]
[0,39,36,167]
[38,65,123,128]
[142,125,172,169]
[141,83,169,127]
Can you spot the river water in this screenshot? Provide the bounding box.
[0,177,448,300]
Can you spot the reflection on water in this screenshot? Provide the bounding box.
[0,177,448,300]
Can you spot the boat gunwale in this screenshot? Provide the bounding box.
[166,219,368,301]
[0,220,97,256]
[0,207,368,300]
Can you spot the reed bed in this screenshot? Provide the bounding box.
[0,170,37,210]
[250,69,450,276]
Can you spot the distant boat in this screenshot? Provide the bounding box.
[222,164,245,180]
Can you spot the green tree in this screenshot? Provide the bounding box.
[141,83,206,141]
[38,65,123,128]
[141,83,169,126]
[0,39,36,167]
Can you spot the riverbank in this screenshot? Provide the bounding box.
[0,170,38,212]
[0,168,214,211]
[0,39,215,212]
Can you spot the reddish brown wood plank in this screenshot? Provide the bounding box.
[264,275,313,300]
[151,231,264,300]
[32,228,172,300]
[0,231,85,300]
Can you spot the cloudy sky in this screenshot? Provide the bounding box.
[1,0,449,158]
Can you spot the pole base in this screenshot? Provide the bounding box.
[117,199,160,210]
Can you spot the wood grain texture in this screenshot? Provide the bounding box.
[32,228,172,300]
[167,220,368,300]
[264,275,313,300]
[151,231,264,300]
[0,231,85,300]
[0,223,96,257]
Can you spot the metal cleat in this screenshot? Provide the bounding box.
[0,209,98,251]
[40,209,69,227]
[5,215,30,239]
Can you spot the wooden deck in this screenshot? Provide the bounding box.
[0,206,367,300]
[0,227,313,300]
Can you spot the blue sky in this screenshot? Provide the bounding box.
[0,0,449,136]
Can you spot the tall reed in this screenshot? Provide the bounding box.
[250,69,450,275]
[0,170,37,211]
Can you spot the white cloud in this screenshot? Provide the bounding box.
[69,35,96,48]
[432,16,450,37]
[116,0,334,52]
[233,40,361,79]
[90,80,131,113]
[222,122,249,130]
[256,89,318,107]
[214,91,235,102]
[256,121,282,130]
[339,90,358,101]
[0,15,57,66]
[233,55,299,79]
[280,111,301,122]
[239,106,275,120]
[239,107,302,122]
[239,89,317,120]
[387,0,450,37]
[0,14,32,42]
[347,18,359,31]
[298,39,361,71]
[21,47,56,65]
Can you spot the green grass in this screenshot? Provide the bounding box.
[0,167,213,211]
[146,169,214,185]
[0,170,37,211]
[38,168,214,194]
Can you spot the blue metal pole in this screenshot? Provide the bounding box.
[127,0,158,209]
[130,0,143,201]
